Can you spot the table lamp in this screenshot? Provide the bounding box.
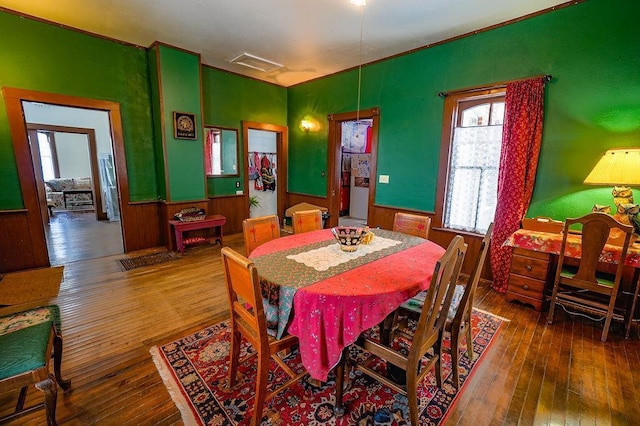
[584,148,640,206]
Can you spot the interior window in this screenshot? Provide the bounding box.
[205,126,239,176]
[438,92,505,234]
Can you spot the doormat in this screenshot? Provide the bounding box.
[0,266,64,306]
[151,308,505,425]
[118,251,180,271]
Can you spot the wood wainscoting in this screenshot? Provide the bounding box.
[0,209,43,272]
[208,194,245,235]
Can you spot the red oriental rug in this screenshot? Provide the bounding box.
[151,308,504,425]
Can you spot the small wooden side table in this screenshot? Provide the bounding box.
[169,214,226,254]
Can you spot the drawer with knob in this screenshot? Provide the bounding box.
[506,248,553,311]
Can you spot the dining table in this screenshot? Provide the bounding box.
[249,227,445,413]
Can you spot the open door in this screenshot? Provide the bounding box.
[27,124,107,221]
[27,129,51,225]
[327,108,380,228]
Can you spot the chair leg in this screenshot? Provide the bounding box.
[602,310,614,342]
[35,376,58,426]
[53,334,71,390]
[251,351,270,426]
[450,327,461,390]
[406,369,420,426]
[465,322,474,362]
[228,329,241,388]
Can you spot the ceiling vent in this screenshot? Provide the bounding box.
[229,52,283,72]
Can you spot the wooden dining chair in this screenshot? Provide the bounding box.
[391,224,492,390]
[393,212,431,239]
[0,305,71,426]
[242,215,280,256]
[221,247,307,426]
[292,209,323,234]
[547,212,634,342]
[348,236,467,425]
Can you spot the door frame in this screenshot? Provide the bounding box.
[327,107,380,228]
[2,87,130,267]
[27,124,107,221]
[242,121,288,222]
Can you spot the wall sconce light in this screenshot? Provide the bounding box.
[300,119,313,132]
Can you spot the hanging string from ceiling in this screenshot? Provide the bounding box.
[356,3,365,121]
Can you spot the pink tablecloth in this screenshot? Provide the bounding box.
[504,229,640,267]
[250,228,444,381]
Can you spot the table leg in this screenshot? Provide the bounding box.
[334,348,347,416]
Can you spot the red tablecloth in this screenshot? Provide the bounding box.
[251,228,445,381]
[504,229,640,267]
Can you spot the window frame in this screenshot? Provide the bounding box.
[434,88,505,234]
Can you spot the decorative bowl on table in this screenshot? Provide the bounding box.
[331,226,371,252]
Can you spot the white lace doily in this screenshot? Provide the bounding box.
[286,236,402,271]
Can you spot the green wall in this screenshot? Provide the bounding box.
[287,0,640,220]
[154,45,205,201]
[0,10,156,208]
[201,67,287,197]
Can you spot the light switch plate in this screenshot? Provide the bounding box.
[379,175,390,184]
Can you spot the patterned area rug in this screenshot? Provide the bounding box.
[118,251,180,271]
[151,309,504,425]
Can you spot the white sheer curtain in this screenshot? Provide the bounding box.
[444,125,502,233]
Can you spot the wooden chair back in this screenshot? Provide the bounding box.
[410,235,467,361]
[221,247,267,347]
[452,223,493,326]
[292,209,323,234]
[242,215,280,256]
[221,247,306,425]
[547,212,634,341]
[562,213,632,289]
[393,212,431,239]
[350,235,467,425]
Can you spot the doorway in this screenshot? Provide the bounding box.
[23,103,124,265]
[242,122,288,222]
[327,108,380,228]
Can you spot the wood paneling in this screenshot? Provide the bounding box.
[209,195,246,235]
[0,210,39,272]
[124,201,163,251]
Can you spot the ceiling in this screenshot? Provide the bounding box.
[0,0,571,87]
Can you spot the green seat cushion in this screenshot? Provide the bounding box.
[0,321,53,380]
[560,266,615,288]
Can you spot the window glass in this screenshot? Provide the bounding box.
[444,96,504,234]
[38,132,56,181]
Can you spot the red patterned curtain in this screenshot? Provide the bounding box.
[490,77,546,293]
[205,129,214,175]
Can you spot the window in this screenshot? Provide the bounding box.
[438,91,505,234]
[37,131,58,181]
[204,126,239,176]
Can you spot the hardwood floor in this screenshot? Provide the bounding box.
[45,211,124,265]
[2,232,640,425]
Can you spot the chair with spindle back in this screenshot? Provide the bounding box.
[348,236,467,425]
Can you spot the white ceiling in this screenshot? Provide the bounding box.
[0,0,571,87]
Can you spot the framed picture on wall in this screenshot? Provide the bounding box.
[173,112,197,140]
